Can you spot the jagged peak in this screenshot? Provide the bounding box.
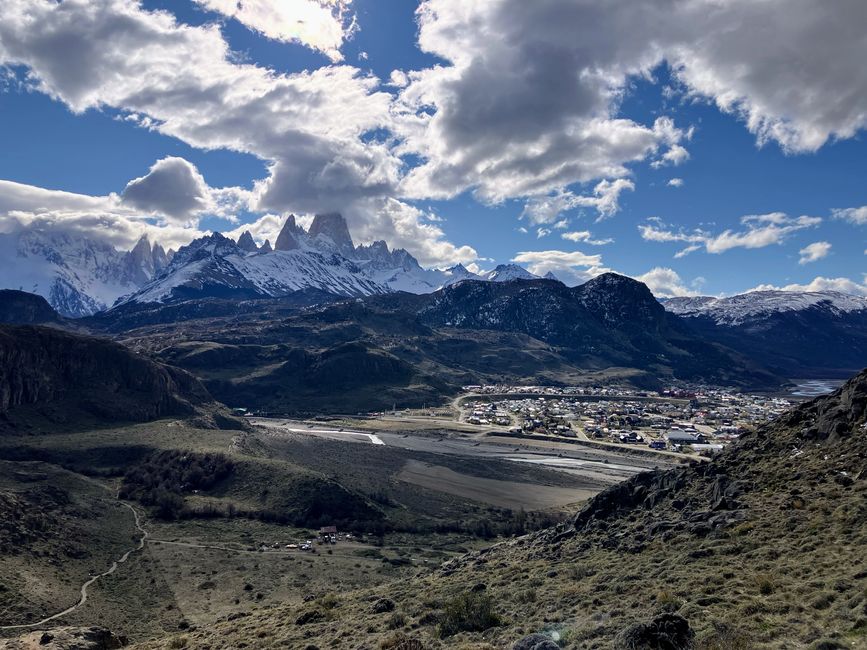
[275,215,302,251]
[236,230,258,253]
[260,239,272,253]
[308,213,354,254]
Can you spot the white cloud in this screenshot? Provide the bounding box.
[0,0,479,265]
[635,267,695,298]
[509,249,696,297]
[833,206,867,225]
[561,231,613,246]
[121,157,211,224]
[511,249,607,285]
[520,179,635,225]
[3,0,867,264]
[346,198,478,268]
[750,276,867,297]
[651,144,690,168]
[798,241,831,265]
[667,177,684,188]
[0,0,396,214]
[0,204,203,253]
[193,0,355,62]
[639,213,821,256]
[395,0,867,209]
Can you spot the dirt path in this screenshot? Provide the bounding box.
[0,502,148,631]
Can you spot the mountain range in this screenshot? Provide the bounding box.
[664,291,867,377]
[0,214,544,317]
[1,214,867,393]
[0,228,171,317]
[75,274,779,415]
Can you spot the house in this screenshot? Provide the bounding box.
[665,431,704,445]
[318,525,338,535]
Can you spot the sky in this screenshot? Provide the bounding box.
[1,0,866,297]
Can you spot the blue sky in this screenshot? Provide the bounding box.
[1,0,866,297]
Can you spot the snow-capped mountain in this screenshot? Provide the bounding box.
[664,290,867,326]
[0,213,540,315]
[664,290,867,376]
[0,229,170,317]
[121,231,388,304]
[479,264,540,282]
[118,214,538,307]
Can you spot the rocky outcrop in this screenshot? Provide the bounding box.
[571,368,867,550]
[775,368,867,443]
[308,213,355,257]
[236,230,258,253]
[513,633,560,649]
[2,626,126,649]
[274,215,303,251]
[0,325,212,427]
[0,290,63,325]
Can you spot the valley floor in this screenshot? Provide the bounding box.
[0,415,672,646]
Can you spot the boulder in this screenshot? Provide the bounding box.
[616,613,694,649]
[513,633,560,649]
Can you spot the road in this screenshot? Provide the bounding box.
[0,502,148,631]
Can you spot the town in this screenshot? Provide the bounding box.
[460,384,796,456]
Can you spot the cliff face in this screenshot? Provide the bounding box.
[0,325,212,427]
[0,289,63,325]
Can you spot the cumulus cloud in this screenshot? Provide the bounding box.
[3,0,867,266]
[635,267,695,298]
[667,178,684,188]
[511,249,607,285]
[122,157,211,224]
[0,175,209,252]
[394,0,867,210]
[798,241,831,265]
[0,205,203,253]
[193,0,356,62]
[639,213,821,257]
[651,144,690,168]
[750,276,867,297]
[345,197,478,267]
[0,0,395,213]
[0,0,478,265]
[833,206,867,225]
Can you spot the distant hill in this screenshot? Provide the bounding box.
[0,325,225,431]
[664,290,867,377]
[94,274,782,415]
[0,289,64,325]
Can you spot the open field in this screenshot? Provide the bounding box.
[398,460,594,510]
[0,410,675,644]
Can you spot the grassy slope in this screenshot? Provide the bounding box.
[0,461,138,629]
[132,373,867,649]
[0,418,599,644]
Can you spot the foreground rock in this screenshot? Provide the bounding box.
[0,626,125,649]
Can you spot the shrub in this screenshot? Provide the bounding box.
[387,611,407,629]
[655,589,683,612]
[437,591,502,638]
[753,573,776,596]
